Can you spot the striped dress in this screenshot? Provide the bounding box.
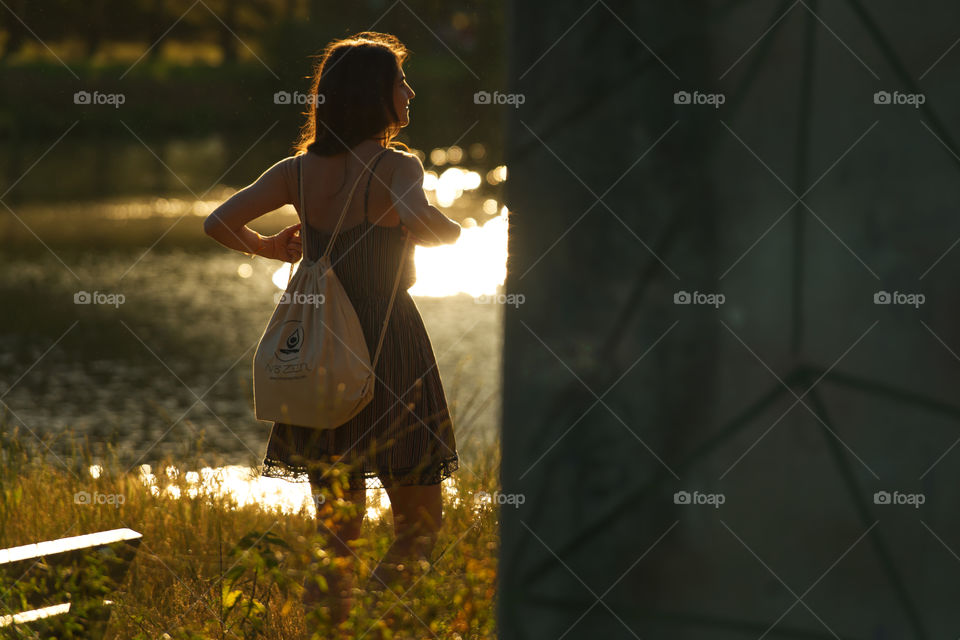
[259,149,460,490]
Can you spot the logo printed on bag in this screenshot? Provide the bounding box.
[276,322,304,361]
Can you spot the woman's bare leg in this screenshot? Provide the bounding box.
[304,472,366,627]
[368,483,442,593]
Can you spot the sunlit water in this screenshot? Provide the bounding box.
[85,461,488,520]
[126,463,465,520]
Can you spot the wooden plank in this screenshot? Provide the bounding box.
[0,528,141,565]
[0,602,71,627]
[0,529,142,639]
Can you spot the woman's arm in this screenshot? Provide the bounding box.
[389,153,461,246]
[203,157,302,261]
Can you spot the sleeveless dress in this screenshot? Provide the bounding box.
[259,150,460,491]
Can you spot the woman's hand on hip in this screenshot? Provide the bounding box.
[263,223,302,262]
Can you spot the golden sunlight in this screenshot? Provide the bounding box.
[133,463,458,518]
[272,206,509,297]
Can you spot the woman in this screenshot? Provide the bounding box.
[202,32,462,626]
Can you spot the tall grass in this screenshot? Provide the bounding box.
[0,413,499,639]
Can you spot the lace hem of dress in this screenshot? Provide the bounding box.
[258,454,459,490]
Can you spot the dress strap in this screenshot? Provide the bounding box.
[322,148,390,261]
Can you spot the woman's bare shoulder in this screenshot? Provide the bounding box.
[258,153,301,177]
[382,147,423,177]
[386,145,416,158]
[254,154,302,204]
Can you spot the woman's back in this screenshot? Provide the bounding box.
[295,145,416,294]
[298,143,406,233]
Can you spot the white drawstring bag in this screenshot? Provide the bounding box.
[253,150,408,430]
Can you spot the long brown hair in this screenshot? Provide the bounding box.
[295,32,411,162]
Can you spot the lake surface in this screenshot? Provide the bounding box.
[0,139,506,485]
